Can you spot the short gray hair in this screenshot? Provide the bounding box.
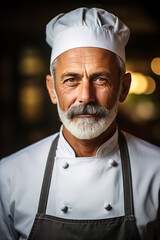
[116,55,126,80]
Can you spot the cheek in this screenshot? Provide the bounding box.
[95,86,118,109]
[56,86,77,111]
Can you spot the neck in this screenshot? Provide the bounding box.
[62,121,117,157]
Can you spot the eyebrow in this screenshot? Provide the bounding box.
[89,71,111,80]
[61,71,111,81]
[61,72,81,81]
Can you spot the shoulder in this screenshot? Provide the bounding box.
[124,131,160,159]
[123,131,160,188]
[0,133,59,180]
[124,131,160,183]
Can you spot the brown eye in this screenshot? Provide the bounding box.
[67,78,75,83]
[97,77,106,82]
[93,77,108,85]
[64,78,80,87]
[64,78,76,84]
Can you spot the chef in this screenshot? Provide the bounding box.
[0,7,160,240]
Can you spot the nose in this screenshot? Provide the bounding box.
[77,80,95,104]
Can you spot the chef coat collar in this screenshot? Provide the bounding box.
[56,125,118,158]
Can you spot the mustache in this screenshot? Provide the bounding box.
[66,103,109,120]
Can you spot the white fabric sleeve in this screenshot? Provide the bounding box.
[0,160,19,240]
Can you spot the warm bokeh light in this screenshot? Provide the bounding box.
[151,57,160,75]
[19,84,44,122]
[130,72,148,94]
[18,48,46,76]
[119,95,158,122]
[135,101,157,121]
[129,72,156,95]
[145,76,156,95]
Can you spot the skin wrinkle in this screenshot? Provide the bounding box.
[51,53,126,87]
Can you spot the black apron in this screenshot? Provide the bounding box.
[28,131,140,240]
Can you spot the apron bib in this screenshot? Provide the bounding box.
[28,131,140,240]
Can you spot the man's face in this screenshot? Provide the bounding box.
[50,47,124,139]
[55,47,120,112]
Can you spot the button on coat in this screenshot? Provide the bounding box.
[104,203,112,211]
[62,161,69,169]
[108,159,118,167]
[61,205,68,213]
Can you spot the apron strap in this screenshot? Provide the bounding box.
[118,130,134,217]
[38,135,59,214]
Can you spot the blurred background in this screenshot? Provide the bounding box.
[0,0,160,158]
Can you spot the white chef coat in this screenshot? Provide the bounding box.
[0,126,160,240]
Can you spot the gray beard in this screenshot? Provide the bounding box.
[57,102,119,140]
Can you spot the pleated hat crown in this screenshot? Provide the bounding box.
[46,7,130,64]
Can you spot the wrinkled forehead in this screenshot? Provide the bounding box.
[57,47,117,67]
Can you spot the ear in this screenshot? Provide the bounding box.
[119,73,131,102]
[46,75,57,104]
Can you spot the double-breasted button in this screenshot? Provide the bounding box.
[104,203,112,211]
[61,204,68,213]
[62,161,69,169]
[108,159,117,167]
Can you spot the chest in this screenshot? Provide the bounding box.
[46,154,124,219]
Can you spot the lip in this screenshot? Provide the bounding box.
[75,114,96,118]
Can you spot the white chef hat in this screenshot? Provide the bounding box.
[46,7,130,65]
